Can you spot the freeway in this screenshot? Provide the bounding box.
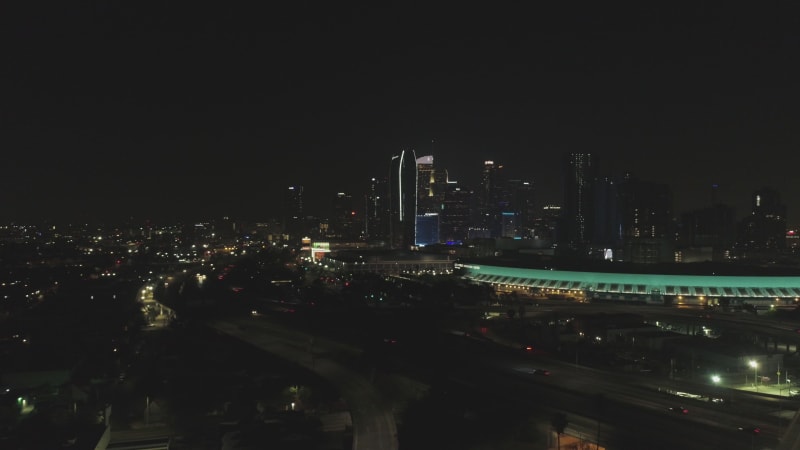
[206,304,799,449]
[437,330,796,449]
[778,411,800,450]
[159,267,800,449]
[208,316,399,450]
[470,300,800,449]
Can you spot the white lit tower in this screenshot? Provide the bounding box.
[389,149,418,249]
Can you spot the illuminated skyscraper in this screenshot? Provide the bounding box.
[330,192,360,241]
[283,185,304,240]
[415,213,440,246]
[441,180,472,244]
[364,177,389,244]
[679,203,736,261]
[738,187,787,251]
[416,155,435,214]
[507,179,535,238]
[389,149,418,249]
[415,154,447,246]
[478,161,507,237]
[562,153,595,252]
[616,172,674,263]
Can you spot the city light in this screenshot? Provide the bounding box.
[749,360,759,391]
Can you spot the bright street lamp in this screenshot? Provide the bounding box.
[749,360,759,391]
[711,374,721,384]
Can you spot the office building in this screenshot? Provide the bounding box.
[389,149,418,249]
[737,187,787,252]
[562,153,595,253]
[283,185,304,241]
[441,181,472,244]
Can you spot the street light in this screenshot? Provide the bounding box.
[749,360,758,391]
[711,374,721,385]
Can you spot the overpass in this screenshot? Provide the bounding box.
[207,317,399,450]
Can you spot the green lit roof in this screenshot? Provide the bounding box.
[457,264,800,298]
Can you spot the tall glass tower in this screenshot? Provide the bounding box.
[283,185,304,241]
[562,153,595,252]
[389,149,418,249]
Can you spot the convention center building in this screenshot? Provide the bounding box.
[456,262,800,309]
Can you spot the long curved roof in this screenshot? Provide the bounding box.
[456,263,800,298]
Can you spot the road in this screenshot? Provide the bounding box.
[439,331,794,449]
[208,316,399,450]
[157,270,800,449]
[200,306,795,449]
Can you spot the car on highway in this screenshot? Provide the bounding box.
[668,406,688,414]
[737,425,761,435]
[514,367,551,376]
[519,344,548,356]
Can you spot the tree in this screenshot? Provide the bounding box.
[550,412,568,449]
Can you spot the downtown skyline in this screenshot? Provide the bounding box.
[4,3,800,225]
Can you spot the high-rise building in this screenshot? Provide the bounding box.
[479,160,508,237]
[737,187,787,251]
[364,177,389,244]
[389,149,418,249]
[532,204,561,244]
[500,212,516,238]
[329,192,361,241]
[562,153,595,252]
[283,185,304,241]
[431,166,448,212]
[679,203,736,261]
[416,155,435,214]
[615,173,674,263]
[507,179,536,238]
[414,154,450,245]
[592,176,622,248]
[441,180,472,244]
[415,213,440,247]
[416,156,449,213]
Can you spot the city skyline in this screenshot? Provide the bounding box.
[4,3,800,224]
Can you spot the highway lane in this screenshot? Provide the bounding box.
[453,299,800,449]
[778,411,800,450]
[521,301,800,341]
[436,331,794,449]
[215,310,796,450]
[162,270,799,449]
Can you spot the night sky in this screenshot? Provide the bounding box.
[3,3,800,225]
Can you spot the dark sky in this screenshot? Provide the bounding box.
[3,3,800,225]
